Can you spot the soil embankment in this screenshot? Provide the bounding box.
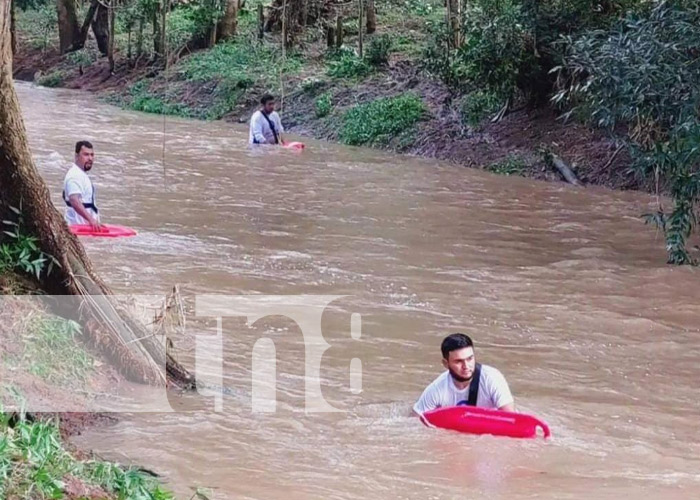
[12,41,636,191]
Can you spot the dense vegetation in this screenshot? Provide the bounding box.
[0,410,176,499]
[12,0,700,263]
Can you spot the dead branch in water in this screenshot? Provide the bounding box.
[548,153,583,186]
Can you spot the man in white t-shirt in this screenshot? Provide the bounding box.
[249,93,285,146]
[413,333,514,415]
[63,140,101,230]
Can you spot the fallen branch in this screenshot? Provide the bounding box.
[602,144,624,171]
[549,153,583,186]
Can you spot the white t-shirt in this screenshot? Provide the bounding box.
[63,164,99,225]
[413,364,513,414]
[249,110,284,145]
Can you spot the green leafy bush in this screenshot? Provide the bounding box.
[302,77,325,93]
[340,94,426,146]
[461,90,501,127]
[36,70,66,88]
[403,0,434,16]
[485,155,527,176]
[66,48,99,68]
[0,207,57,279]
[0,413,175,499]
[367,34,393,66]
[166,4,199,49]
[554,2,700,263]
[127,80,191,116]
[181,40,300,88]
[15,4,56,50]
[425,1,534,99]
[327,52,373,79]
[315,93,332,118]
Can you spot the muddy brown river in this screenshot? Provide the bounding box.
[17,82,700,499]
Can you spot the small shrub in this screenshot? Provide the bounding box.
[182,41,301,84]
[0,413,175,499]
[485,155,527,176]
[166,5,199,49]
[16,4,56,51]
[301,77,325,93]
[327,52,372,79]
[461,90,501,127]
[66,48,99,68]
[36,70,66,88]
[340,94,426,146]
[404,0,434,16]
[367,34,392,66]
[23,317,93,385]
[204,79,248,120]
[315,93,332,118]
[127,80,190,117]
[0,207,57,279]
[424,1,536,99]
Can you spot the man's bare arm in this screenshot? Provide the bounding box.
[69,194,101,230]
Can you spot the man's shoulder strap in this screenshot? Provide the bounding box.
[467,363,482,406]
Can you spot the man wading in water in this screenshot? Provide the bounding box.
[63,140,102,231]
[413,333,514,415]
[249,94,285,146]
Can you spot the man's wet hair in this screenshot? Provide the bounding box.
[75,140,93,154]
[260,94,275,105]
[441,333,474,359]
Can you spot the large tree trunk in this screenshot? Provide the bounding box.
[91,3,109,56]
[357,0,363,58]
[136,14,144,58]
[447,0,459,47]
[153,1,163,57]
[9,0,14,54]
[107,1,115,72]
[217,0,238,42]
[264,0,307,45]
[71,0,99,52]
[366,0,376,34]
[56,0,81,54]
[0,0,194,388]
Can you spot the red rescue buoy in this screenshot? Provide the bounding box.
[420,406,551,439]
[69,224,137,238]
[282,141,305,150]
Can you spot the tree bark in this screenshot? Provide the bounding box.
[366,0,376,34]
[326,23,335,48]
[549,154,583,186]
[265,0,306,44]
[136,14,144,58]
[160,0,168,56]
[446,0,459,48]
[56,0,81,54]
[91,3,109,56]
[0,0,194,388]
[217,0,238,42]
[301,0,308,27]
[71,0,99,52]
[358,0,364,58]
[107,1,115,72]
[9,0,15,54]
[257,2,264,40]
[335,14,342,48]
[153,1,163,57]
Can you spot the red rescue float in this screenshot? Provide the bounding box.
[420,406,551,439]
[69,224,137,238]
[282,141,305,150]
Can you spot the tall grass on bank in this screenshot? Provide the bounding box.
[0,411,174,499]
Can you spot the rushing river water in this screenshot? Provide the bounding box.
[17,82,700,499]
